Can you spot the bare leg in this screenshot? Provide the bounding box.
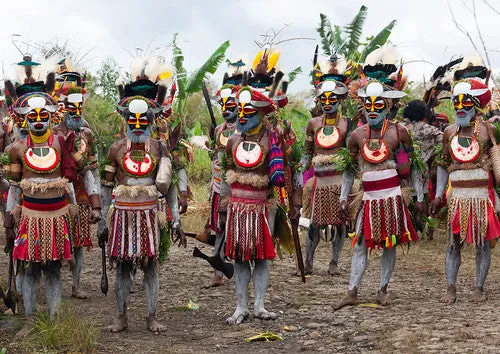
[334,238,368,310]
[23,263,41,318]
[253,259,276,320]
[472,241,491,302]
[226,260,250,325]
[304,226,320,274]
[203,232,225,288]
[15,263,25,315]
[442,235,461,304]
[71,247,89,299]
[44,261,62,320]
[143,260,166,332]
[106,262,132,332]
[329,225,346,275]
[377,246,396,306]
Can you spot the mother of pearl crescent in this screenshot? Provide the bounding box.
[123,151,154,176]
[450,135,480,163]
[219,129,234,147]
[360,138,390,164]
[234,141,263,168]
[24,147,60,172]
[315,126,340,149]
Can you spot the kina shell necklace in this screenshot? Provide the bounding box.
[315,113,341,149]
[234,124,265,168]
[450,119,481,163]
[123,139,154,176]
[219,122,236,148]
[360,120,390,164]
[23,132,60,172]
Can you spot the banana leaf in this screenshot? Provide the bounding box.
[360,20,397,62]
[344,5,368,59]
[317,13,334,56]
[288,67,302,85]
[172,33,187,100]
[185,41,230,94]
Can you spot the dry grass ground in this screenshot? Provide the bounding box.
[0,199,499,353]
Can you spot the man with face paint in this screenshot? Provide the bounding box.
[199,62,243,287]
[429,79,500,303]
[3,87,85,321]
[224,85,283,324]
[52,67,101,299]
[301,55,351,276]
[99,57,185,333]
[334,80,423,310]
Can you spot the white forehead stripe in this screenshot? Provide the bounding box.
[366,82,384,97]
[129,99,148,114]
[453,81,472,95]
[67,93,83,103]
[220,88,232,99]
[27,96,47,109]
[239,90,252,104]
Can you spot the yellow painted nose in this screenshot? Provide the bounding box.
[135,113,141,128]
[456,94,464,110]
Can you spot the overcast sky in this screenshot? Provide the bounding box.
[1,0,499,93]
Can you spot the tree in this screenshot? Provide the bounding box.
[96,58,120,102]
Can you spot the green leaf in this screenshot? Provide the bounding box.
[317,13,333,56]
[360,20,397,62]
[185,40,230,94]
[172,33,187,100]
[344,5,368,59]
[190,121,203,137]
[288,67,302,84]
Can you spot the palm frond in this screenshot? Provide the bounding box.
[288,67,302,84]
[172,33,187,99]
[344,5,368,59]
[360,20,397,62]
[185,41,230,94]
[317,13,333,56]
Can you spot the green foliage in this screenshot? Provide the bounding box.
[288,67,303,84]
[158,225,171,264]
[96,58,120,102]
[185,41,230,94]
[333,147,358,174]
[360,20,397,62]
[186,149,212,185]
[24,301,98,352]
[344,5,368,57]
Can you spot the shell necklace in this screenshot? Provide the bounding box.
[450,120,481,163]
[123,139,154,176]
[360,120,390,164]
[24,132,60,172]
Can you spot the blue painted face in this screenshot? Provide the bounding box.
[319,91,339,114]
[64,110,84,131]
[453,94,476,127]
[364,96,387,127]
[26,108,51,135]
[236,102,261,133]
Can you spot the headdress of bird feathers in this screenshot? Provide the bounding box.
[53,57,89,103]
[362,43,406,90]
[248,46,289,96]
[116,56,175,122]
[4,54,59,102]
[223,58,248,86]
[313,53,350,85]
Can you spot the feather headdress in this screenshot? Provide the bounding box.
[223,58,248,86]
[453,52,488,81]
[313,53,350,85]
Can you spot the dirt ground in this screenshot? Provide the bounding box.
[1,202,499,353]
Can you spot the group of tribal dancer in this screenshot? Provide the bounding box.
[0,40,499,333]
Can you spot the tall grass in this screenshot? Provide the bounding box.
[23,301,98,353]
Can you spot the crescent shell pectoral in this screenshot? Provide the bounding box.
[315,126,340,149]
[234,141,263,168]
[360,139,390,164]
[450,136,481,163]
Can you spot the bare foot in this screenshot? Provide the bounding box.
[328,261,340,276]
[254,308,277,320]
[203,273,224,289]
[226,308,249,325]
[72,286,90,299]
[304,261,313,275]
[147,313,167,333]
[471,287,487,303]
[105,315,128,332]
[334,288,359,311]
[440,285,457,304]
[376,289,392,306]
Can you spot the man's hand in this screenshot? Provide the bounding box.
[429,197,442,216]
[339,200,349,222]
[90,208,101,224]
[415,201,427,215]
[179,191,188,215]
[172,225,187,248]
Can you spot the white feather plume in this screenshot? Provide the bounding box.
[458,52,483,69]
[15,55,60,84]
[130,56,173,87]
[317,57,348,75]
[364,43,397,66]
